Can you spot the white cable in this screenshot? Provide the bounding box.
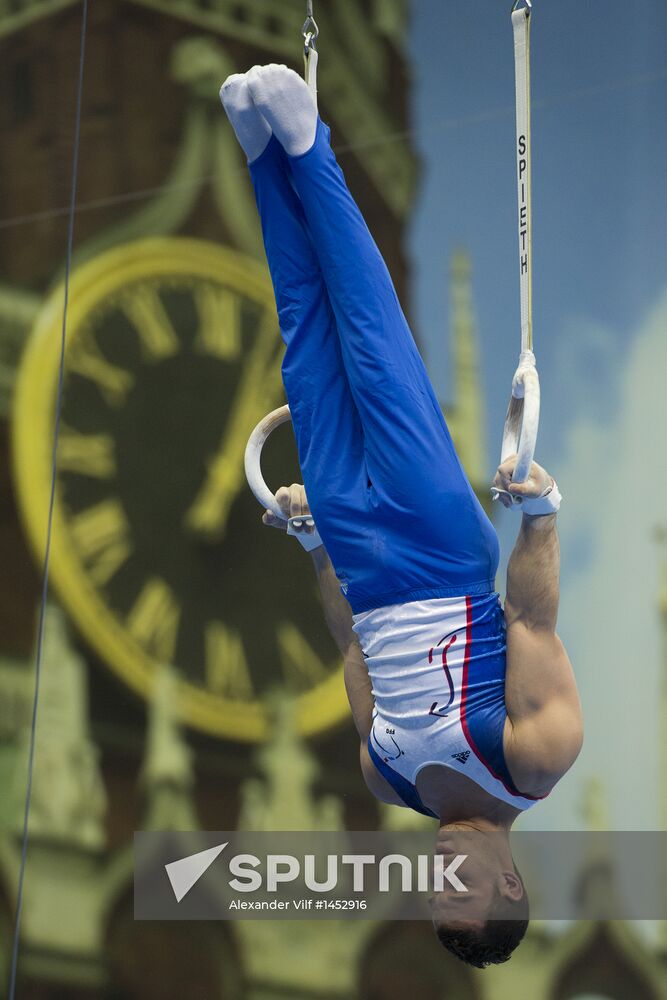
[7,5,88,996]
[512,4,533,355]
[492,3,541,504]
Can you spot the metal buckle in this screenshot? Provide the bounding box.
[303,15,319,53]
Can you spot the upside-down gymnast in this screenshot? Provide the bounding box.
[220,65,583,968]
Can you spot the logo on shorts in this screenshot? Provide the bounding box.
[451,751,471,764]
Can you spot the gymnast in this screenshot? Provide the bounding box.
[220,64,583,967]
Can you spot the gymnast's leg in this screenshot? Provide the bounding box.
[220,75,376,592]
[247,65,499,604]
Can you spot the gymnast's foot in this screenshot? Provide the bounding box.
[246,64,318,158]
[219,72,272,163]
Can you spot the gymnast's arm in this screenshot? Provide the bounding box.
[499,484,584,794]
[309,545,406,807]
[262,485,375,742]
[309,546,375,742]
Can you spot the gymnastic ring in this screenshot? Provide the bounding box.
[495,364,541,500]
[244,403,317,527]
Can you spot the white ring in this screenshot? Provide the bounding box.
[244,404,293,520]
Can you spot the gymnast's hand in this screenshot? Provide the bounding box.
[493,455,554,510]
[262,483,316,535]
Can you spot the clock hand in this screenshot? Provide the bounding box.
[184,311,283,539]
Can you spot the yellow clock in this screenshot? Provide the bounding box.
[12,237,347,741]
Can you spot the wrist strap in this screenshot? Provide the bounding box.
[287,516,323,551]
[520,479,562,516]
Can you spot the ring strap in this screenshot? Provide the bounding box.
[512,6,533,355]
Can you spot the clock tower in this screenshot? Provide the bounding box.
[2,1,419,751]
[0,0,422,831]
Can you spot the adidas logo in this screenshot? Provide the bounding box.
[451,750,471,764]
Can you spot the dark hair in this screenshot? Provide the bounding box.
[434,875,529,968]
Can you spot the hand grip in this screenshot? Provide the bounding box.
[245,405,323,550]
[491,353,541,505]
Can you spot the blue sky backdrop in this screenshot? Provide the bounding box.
[407,0,667,831]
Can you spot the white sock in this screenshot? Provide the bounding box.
[246,64,318,158]
[219,72,272,163]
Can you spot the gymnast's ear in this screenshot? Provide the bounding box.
[498,870,524,902]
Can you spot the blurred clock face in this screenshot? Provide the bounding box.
[13,238,346,740]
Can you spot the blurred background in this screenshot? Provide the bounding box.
[0,0,665,997]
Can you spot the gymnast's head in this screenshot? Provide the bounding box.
[429,826,529,967]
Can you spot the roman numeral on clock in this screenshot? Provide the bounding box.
[205,621,254,699]
[127,578,181,663]
[194,284,241,360]
[277,623,330,689]
[58,427,116,478]
[123,285,179,361]
[69,499,132,586]
[67,333,134,406]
